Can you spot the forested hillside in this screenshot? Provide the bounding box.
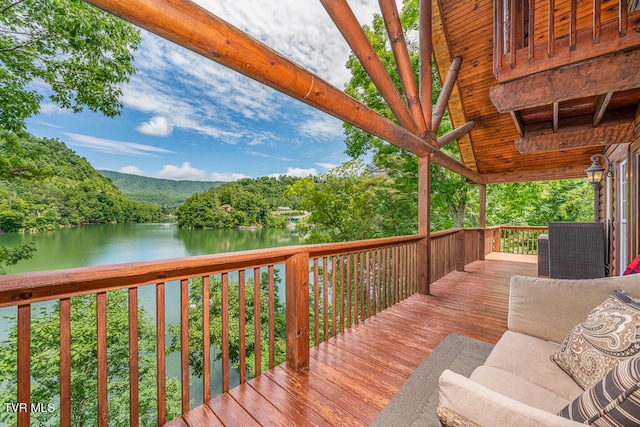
[99,170,223,211]
[176,176,303,229]
[0,131,163,232]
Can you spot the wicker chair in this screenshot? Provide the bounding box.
[544,222,606,279]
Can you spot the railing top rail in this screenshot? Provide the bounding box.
[0,233,425,309]
[498,225,548,230]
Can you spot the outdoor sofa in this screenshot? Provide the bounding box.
[438,273,640,426]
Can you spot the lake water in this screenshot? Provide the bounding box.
[0,223,302,409]
[0,222,302,274]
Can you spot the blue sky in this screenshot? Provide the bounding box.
[24,0,394,181]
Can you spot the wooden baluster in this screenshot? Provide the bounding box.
[548,0,555,57]
[268,265,275,369]
[202,276,210,402]
[17,304,30,427]
[339,256,345,333]
[620,0,628,36]
[354,253,360,325]
[156,283,166,425]
[129,288,139,427]
[494,0,504,75]
[285,252,310,372]
[331,257,337,338]
[570,0,577,50]
[346,254,352,328]
[238,271,246,384]
[97,293,108,427]
[394,246,399,304]
[364,251,370,319]
[313,258,319,344]
[593,0,601,43]
[180,279,189,413]
[322,257,329,342]
[509,0,518,67]
[373,250,378,314]
[60,298,71,427]
[221,273,230,392]
[528,0,535,62]
[253,268,261,377]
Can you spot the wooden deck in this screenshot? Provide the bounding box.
[167,253,537,426]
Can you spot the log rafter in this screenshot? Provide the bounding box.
[84,0,486,183]
[319,0,422,137]
[379,0,427,134]
[437,121,476,148]
[432,56,462,131]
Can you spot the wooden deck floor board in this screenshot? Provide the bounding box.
[166,254,537,426]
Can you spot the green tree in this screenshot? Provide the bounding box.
[487,179,592,226]
[342,0,473,230]
[285,160,413,243]
[0,0,141,131]
[0,291,182,426]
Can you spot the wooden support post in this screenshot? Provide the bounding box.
[479,184,487,261]
[418,155,431,294]
[285,252,310,371]
[455,230,465,271]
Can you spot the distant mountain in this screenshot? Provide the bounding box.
[0,132,163,232]
[98,170,223,211]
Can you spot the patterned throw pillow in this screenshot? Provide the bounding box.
[558,356,640,426]
[624,255,640,275]
[550,289,640,390]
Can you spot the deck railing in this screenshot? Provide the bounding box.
[494,0,640,82]
[0,226,525,426]
[488,225,548,255]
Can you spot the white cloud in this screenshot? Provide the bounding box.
[315,162,337,170]
[269,167,318,178]
[39,103,67,115]
[119,165,147,176]
[245,149,293,162]
[137,116,174,137]
[297,114,344,139]
[210,172,249,182]
[193,0,391,86]
[157,162,207,180]
[63,133,173,156]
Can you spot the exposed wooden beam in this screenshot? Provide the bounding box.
[552,102,559,133]
[510,111,525,137]
[83,0,487,183]
[437,121,476,148]
[490,49,640,112]
[431,2,478,171]
[432,56,462,131]
[319,0,421,136]
[592,92,613,127]
[514,121,634,153]
[483,165,592,183]
[420,0,433,129]
[379,0,427,134]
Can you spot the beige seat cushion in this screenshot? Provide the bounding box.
[471,365,571,413]
[484,331,583,400]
